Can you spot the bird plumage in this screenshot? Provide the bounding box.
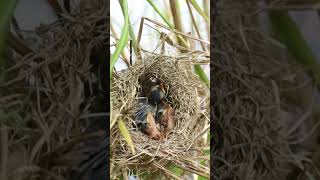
[142,112,162,140]
[149,84,166,105]
[134,104,156,124]
[134,80,174,140]
[162,104,174,137]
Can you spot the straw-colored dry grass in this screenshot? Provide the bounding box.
[0,5,108,179]
[212,0,320,179]
[111,52,209,179]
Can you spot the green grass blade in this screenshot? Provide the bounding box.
[269,11,320,83]
[197,175,208,180]
[118,119,136,155]
[199,137,210,180]
[0,0,17,80]
[203,0,210,38]
[194,65,209,87]
[169,164,184,176]
[186,0,206,51]
[110,0,130,77]
[128,19,141,57]
[169,0,188,48]
[198,175,208,180]
[187,0,209,23]
[119,2,140,59]
[112,0,136,156]
[146,0,174,28]
[146,0,189,48]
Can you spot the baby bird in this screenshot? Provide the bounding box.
[159,103,175,137]
[155,103,165,124]
[148,83,166,105]
[134,104,162,140]
[134,79,171,140]
[134,104,155,124]
[142,112,162,140]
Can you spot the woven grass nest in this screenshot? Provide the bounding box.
[1,4,108,179]
[111,53,209,178]
[212,0,316,179]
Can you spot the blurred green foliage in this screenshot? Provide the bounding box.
[269,11,320,84]
[0,0,16,80]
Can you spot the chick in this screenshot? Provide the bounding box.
[159,103,175,137]
[141,112,163,140]
[135,79,170,140]
[155,103,165,124]
[148,83,166,105]
[134,104,155,125]
[134,104,162,140]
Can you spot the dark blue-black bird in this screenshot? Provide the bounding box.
[135,104,156,125]
[134,103,162,140]
[160,103,175,137]
[148,83,166,105]
[155,103,165,124]
[134,81,170,140]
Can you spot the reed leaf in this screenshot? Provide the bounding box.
[169,164,184,176]
[0,0,16,80]
[128,19,141,59]
[146,0,174,28]
[186,0,206,51]
[118,119,136,155]
[168,0,209,87]
[146,0,189,48]
[111,0,135,157]
[119,1,141,59]
[110,0,130,77]
[269,10,320,83]
[187,0,209,23]
[194,65,209,87]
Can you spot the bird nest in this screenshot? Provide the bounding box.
[212,0,314,179]
[1,4,108,179]
[110,53,209,178]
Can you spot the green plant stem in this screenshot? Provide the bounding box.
[110,0,130,77]
[188,0,209,23]
[186,0,206,51]
[110,24,130,67]
[119,2,141,60]
[202,0,210,39]
[169,0,186,48]
[146,0,173,28]
[194,65,209,87]
[146,0,189,48]
[0,0,17,81]
[269,10,320,83]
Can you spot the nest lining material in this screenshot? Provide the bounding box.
[111,53,209,176]
[1,7,108,179]
[212,1,315,179]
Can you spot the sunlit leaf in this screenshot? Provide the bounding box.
[194,65,209,87]
[118,119,136,155]
[110,0,130,77]
[188,0,209,23]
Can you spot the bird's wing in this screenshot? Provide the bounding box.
[135,104,155,124]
